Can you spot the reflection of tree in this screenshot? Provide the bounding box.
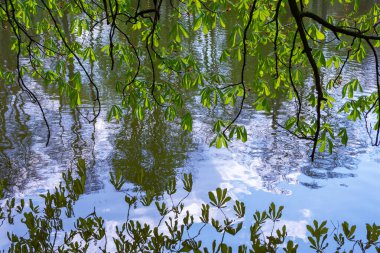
[0,81,34,193]
[112,108,193,195]
[0,14,102,195]
[0,26,15,68]
[62,12,100,193]
[0,26,30,190]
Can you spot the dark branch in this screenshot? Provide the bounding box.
[223,0,258,136]
[41,0,101,123]
[365,38,380,145]
[5,0,51,146]
[289,0,324,161]
[301,11,380,41]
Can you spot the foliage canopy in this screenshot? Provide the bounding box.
[1,0,380,161]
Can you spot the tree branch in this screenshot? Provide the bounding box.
[301,11,380,41]
[289,0,324,161]
[223,0,258,136]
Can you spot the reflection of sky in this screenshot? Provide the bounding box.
[183,142,379,250]
[5,141,376,250]
[2,82,380,251]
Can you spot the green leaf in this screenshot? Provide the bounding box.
[178,23,189,38]
[194,17,202,31]
[108,105,123,122]
[181,113,193,131]
[315,28,325,40]
[338,128,348,146]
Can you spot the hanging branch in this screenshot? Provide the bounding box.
[102,0,110,24]
[73,0,99,23]
[5,0,51,146]
[272,0,283,79]
[285,0,380,158]
[331,37,356,88]
[365,38,380,145]
[40,0,101,123]
[222,0,258,137]
[288,30,303,130]
[288,0,325,161]
[145,0,165,107]
[299,7,380,148]
[114,26,141,97]
[108,0,119,70]
[274,30,314,142]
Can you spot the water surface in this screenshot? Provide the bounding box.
[0,1,380,251]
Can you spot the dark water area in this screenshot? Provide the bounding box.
[0,0,380,251]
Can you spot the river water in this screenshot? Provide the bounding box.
[0,0,380,251]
